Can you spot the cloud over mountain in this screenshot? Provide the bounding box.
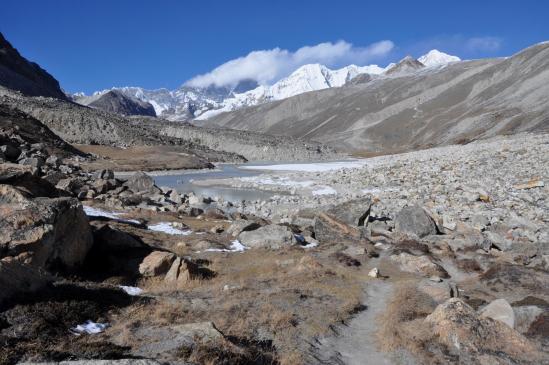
[186,40,394,88]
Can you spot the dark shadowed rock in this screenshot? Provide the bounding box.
[0,257,53,308]
[0,32,67,99]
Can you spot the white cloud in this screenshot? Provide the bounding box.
[465,37,502,52]
[186,40,394,88]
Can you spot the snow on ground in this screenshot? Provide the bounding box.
[240,160,368,172]
[119,286,144,296]
[71,320,109,335]
[83,205,140,224]
[312,186,337,196]
[240,176,314,187]
[147,222,192,236]
[205,240,248,253]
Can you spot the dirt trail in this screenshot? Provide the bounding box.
[312,277,417,365]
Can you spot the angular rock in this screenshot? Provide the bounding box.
[513,305,544,335]
[326,197,372,227]
[0,163,58,197]
[426,298,540,363]
[479,298,515,328]
[226,220,261,237]
[314,212,363,243]
[19,157,45,168]
[394,205,437,238]
[138,251,175,277]
[164,257,200,284]
[390,252,449,278]
[124,171,160,193]
[417,278,452,303]
[238,224,297,249]
[0,196,93,270]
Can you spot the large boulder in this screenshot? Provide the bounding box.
[0,163,58,197]
[313,212,363,244]
[138,251,176,277]
[164,257,201,284]
[426,298,542,363]
[390,252,449,278]
[124,171,160,194]
[0,194,93,271]
[326,198,372,227]
[479,298,515,328]
[238,224,297,249]
[394,205,437,238]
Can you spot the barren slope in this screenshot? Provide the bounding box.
[205,42,549,153]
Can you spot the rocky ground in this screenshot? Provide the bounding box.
[1,104,548,365]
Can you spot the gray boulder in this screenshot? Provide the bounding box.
[479,298,515,328]
[124,171,160,193]
[238,224,297,249]
[326,197,372,227]
[394,205,437,238]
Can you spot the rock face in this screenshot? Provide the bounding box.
[426,298,542,363]
[82,90,157,117]
[0,195,94,271]
[238,224,297,249]
[394,206,437,238]
[0,32,67,99]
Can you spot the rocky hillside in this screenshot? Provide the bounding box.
[75,90,156,117]
[205,42,549,153]
[0,87,338,162]
[0,32,66,100]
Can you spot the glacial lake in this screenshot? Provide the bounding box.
[128,158,367,203]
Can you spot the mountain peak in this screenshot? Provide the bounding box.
[418,50,461,67]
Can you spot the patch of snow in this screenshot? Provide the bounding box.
[240,176,314,187]
[83,206,140,224]
[147,222,192,236]
[71,320,109,335]
[205,240,248,253]
[301,242,319,249]
[312,186,337,196]
[119,286,144,296]
[418,50,461,67]
[241,160,368,172]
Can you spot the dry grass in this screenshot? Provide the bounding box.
[377,283,437,355]
[110,246,364,364]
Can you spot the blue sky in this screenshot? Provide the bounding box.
[2,0,547,93]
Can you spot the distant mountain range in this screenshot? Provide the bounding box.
[74,50,461,120]
[204,41,549,153]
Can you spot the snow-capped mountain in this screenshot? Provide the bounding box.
[418,50,461,67]
[79,50,459,121]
